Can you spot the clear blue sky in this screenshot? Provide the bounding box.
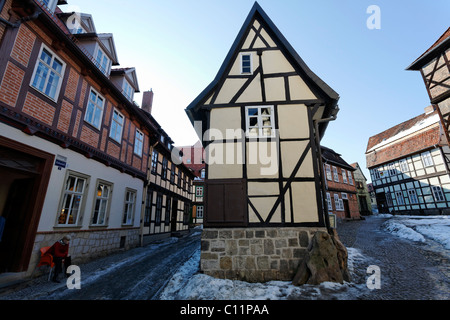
[64,0,449,181]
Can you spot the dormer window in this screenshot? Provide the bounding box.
[123,80,134,101]
[40,0,58,13]
[95,47,111,75]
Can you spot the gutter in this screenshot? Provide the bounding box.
[0,0,41,28]
[313,106,339,234]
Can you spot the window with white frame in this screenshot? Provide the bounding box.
[31,45,66,101]
[123,80,134,101]
[91,181,112,225]
[134,129,144,157]
[85,89,104,129]
[201,169,206,179]
[388,163,396,176]
[196,186,204,197]
[245,106,275,137]
[325,164,332,180]
[95,46,111,75]
[241,53,252,74]
[347,170,354,185]
[395,191,405,205]
[399,159,409,172]
[326,193,333,211]
[432,186,445,202]
[196,206,204,219]
[342,170,348,184]
[110,109,124,142]
[422,151,434,167]
[372,169,381,180]
[122,189,136,225]
[408,189,419,204]
[57,173,88,226]
[333,166,339,182]
[334,194,344,211]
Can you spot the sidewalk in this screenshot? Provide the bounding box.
[0,231,195,300]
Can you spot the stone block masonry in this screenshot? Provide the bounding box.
[200,227,326,282]
[29,228,140,277]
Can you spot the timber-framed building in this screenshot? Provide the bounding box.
[186,2,340,281]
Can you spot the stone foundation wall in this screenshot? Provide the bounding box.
[29,228,140,276]
[200,227,326,282]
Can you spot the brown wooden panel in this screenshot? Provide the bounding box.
[205,178,247,227]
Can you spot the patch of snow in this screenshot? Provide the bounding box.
[381,215,450,249]
[382,220,426,243]
[159,246,372,300]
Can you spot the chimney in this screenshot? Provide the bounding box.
[142,89,154,114]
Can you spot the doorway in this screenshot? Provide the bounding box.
[343,199,351,219]
[0,137,53,273]
[375,192,389,214]
[171,199,178,232]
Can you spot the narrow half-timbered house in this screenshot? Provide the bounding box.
[186,2,339,281]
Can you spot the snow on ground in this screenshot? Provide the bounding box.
[160,215,450,300]
[381,214,450,249]
[159,246,369,300]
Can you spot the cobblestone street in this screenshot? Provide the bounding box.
[336,215,450,300]
[0,216,448,301]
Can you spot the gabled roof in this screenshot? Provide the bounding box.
[98,33,119,66]
[365,109,442,168]
[185,2,339,130]
[111,67,140,92]
[321,146,355,171]
[407,27,450,70]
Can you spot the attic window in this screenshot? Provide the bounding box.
[123,80,134,101]
[95,47,111,75]
[241,53,252,74]
[40,0,58,13]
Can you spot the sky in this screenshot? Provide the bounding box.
[62,0,449,181]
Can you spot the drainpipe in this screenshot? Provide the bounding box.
[314,106,339,234]
[0,0,41,28]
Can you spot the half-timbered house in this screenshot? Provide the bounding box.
[366,107,450,215]
[180,141,205,225]
[185,3,339,281]
[351,162,373,216]
[140,90,196,243]
[0,0,159,282]
[407,27,450,145]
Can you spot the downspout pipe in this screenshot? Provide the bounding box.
[314,106,339,234]
[0,0,41,28]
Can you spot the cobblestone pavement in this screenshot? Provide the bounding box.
[0,216,449,301]
[336,215,450,300]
